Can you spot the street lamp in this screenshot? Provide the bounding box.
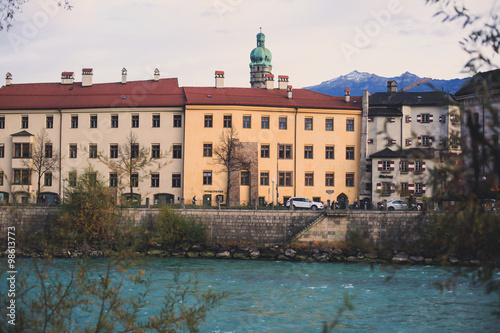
[277,142,280,206]
[271,178,275,210]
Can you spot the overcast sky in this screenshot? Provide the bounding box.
[0,0,498,89]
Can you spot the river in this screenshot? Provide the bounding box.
[6,258,499,332]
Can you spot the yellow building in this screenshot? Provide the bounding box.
[183,72,362,206]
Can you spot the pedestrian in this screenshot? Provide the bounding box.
[192,195,196,205]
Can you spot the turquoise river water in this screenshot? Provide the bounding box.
[6,258,500,332]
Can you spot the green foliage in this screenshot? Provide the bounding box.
[138,207,208,250]
[1,255,226,332]
[59,165,117,242]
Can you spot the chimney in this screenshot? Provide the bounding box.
[121,67,127,84]
[5,72,12,86]
[215,70,224,89]
[265,73,274,90]
[287,85,293,99]
[153,68,160,82]
[82,68,93,87]
[345,88,351,102]
[61,71,74,85]
[387,80,397,93]
[278,75,289,90]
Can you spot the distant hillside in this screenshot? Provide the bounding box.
[304,71,469,96]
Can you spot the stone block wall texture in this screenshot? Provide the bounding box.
[0,207,427,246]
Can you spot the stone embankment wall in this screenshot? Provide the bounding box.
[0,207,427,246]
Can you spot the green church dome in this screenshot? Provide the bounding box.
[250,30,272,68]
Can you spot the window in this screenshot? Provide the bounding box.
[69,144,77,158]
[71,115,78,128]
[382,182,391,195]
[260,172,269,186]
[421,113,430,123]
[415,183,423,194]
[241,171,250,185]
[325,146,335,159]
[261,144,270,158]
[131,144,139,158]
[261,116,269,129]
[13,169,30,185]
[14,143,30,158]
[422,135,431,147]
[346,119,354,131]
[89,144,97,158]
[130,173,139,187]
[44,172,52,187]
[109,173,117,187]
[203,171,212,185]
[304,145,313,159]
[172,174,181,188]
[278,144,292,159]
[415,160,423,172]
[401,182,408,195]
[279,117,287,130]
[152,114,160,128]
[111,115,118,128]
[173,145,182,159]
[151,173,160,187]
[405,139,412,147]
[401,160,409,173]
[346,146,355,160]
[325,173,334,187]
[278,171,293,187]
[224,115,232,128]
[382,160,391,172]
[0,171,3,186]
[90,115,97,128]
[325,118,333,131]
[46,116,53,129]
[0,116,4,129]
[203,143,212,157]
[346,173,355,187]
[68,171,77,187]
[132,114,139,128]
[173,114,182,128]
[305,172,314,186]
[110,144,118,158]
[305,117,313,130]
[243,115,251,128]
[21,115,28,129]
[152,144,160,159]
[204,115,213,128]
[0,144,4,158]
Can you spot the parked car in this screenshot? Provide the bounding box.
[286,197,324,210]
[386,199,408,211]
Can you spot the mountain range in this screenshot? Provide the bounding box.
[304,71,469,96]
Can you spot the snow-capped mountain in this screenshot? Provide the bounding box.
[304,71,469,96]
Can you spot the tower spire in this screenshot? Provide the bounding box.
[249,29,273,88]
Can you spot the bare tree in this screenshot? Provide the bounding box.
[213,128,249,206]
[0,0,73,31]
[23,129,60,203]
[99,132,166,205]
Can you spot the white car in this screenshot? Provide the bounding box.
[386,199,408,211]
[286,197,324,210]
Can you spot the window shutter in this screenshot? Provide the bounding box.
[409,184,415,193]
[368,117,373,122]
[391,139,397,144]
[367,139,373,144]
[378,161,383,171]
[417,114,422,122]
[417,137,422,146]
[429,114,434,122]
[422,184,426,193]
[390,161,394,171]
[406,116,411,123]
[391,183,395,193]
[390,117,395,123]
[422,162,426,171]
[376,183,382,191]
[409,162,415,171]
[406,139,412,146]
[439,116,443,123]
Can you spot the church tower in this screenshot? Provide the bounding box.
[249,29,273,88]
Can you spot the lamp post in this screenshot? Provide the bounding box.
[62,177,66,204]
[277,142,280,206]
[271,178,275,210]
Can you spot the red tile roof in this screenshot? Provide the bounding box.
[183,87,362,110]
[0,78,185,110]
[61,72,74,76]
